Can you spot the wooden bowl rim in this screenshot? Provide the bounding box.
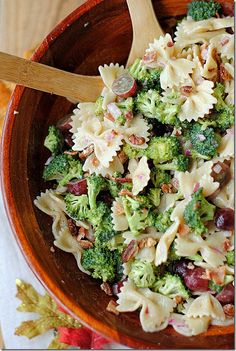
[1,0,234,348]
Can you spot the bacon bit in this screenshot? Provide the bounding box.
[91,156,99,167]
[145,306,149,315]
[173,296,183,304]
[174,129,182,137]
[178,223,190,236]
[79,240,93,249]
[118,189,134,197]
[64,150,79,156]
[161,183,174,193]
[111,177,132,183]
[67,218,78,236]
[77,227,89,241]
[104,111,115,122]
[180,86,193,97]
[194,201,201,210]
[167,41,174,47]
[122,240,138,263]
[79,145,94,160]
[125,111,134,121]
[220,64,233,81]
[128,134,145,145]
[106,300,119,315]
[138,237,156,249]
[223,304,234,317]
[100,282,113,296]
[223,239,231,252]
[221,37,230,47]
[50,246,55,253]
[142,51,157,64]
[206,266,226,285]
[118,150,128,164]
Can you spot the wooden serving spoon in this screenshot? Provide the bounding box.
[0,51,103,102]
[126,0,164,67]
[0,1,163,102]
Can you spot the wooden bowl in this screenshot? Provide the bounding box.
[1,0,234,349]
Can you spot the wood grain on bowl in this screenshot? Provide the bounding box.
[1,0,234,349]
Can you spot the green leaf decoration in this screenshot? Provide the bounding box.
[15,279,81,342]
[48,334,70,349]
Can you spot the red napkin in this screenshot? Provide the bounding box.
[57,305,110,349]
[58,326,110,349]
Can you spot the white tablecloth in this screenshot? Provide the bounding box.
[0,191,125,349]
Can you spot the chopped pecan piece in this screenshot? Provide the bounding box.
[118,150,128,164]
[77,226,89,241]
[106,300,119,315]
[100,282,113,296]
[122,240,138,263]
[79,240,93,249]
[138,237,156,249]
[111,177,132,183]
[180,86,193,97]
[67,218,78,236]
[223,304,234,317]
[79,145,94,160]
[128,134,145,145]
[64,150,79,156]
[118,189,134,197]
[174,296,183,304]
[161,183,174,193]
[220,64,233,81]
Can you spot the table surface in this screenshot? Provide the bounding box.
[0,1,85,349]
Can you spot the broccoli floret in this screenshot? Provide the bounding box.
[128,58,162,92]
[82,245,119,282]
[148,188,161,207]
[157,155,189,172]
[64,194,89,221]
[155,208,174,233]
[150,168,171,188]
[225,250,234,266]
[183,187,216,235]
[94,96,104,116]
[213,83,234,131]
[116,97,134,113]
[43,154,69,181]
[87,201,109,229]
[187,0,221,21]
[168,243,181,262]
[135,89,180,125]
[44,125,64,156]
[135,89,161,118]
[122,143,146,159]
[86,174,107,209]
[122,196,154,235]
[59,158,83,186]
[146,136,180,163]
[190,123,220,159]
[93,205,116,246]
[107,179,121,198]
[129,259,156,288]
[153,273,190,299]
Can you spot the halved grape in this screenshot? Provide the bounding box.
[112,73,137,98]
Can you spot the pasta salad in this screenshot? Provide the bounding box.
[35,0,234,336]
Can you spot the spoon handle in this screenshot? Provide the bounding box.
[0,51,103,102]
[126,0,164,67]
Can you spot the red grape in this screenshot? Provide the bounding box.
[67,179,87,195]
[111,73,137,98]
[216,283,234,304]
[184,267,209,292]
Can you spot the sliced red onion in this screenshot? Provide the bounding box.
[107,103,122,119]
[172,177,179,189]
[185,149,191,157]
[193,182,200,192]
[221,37,230,46]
